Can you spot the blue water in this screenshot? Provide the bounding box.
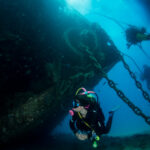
[52,0,150,137]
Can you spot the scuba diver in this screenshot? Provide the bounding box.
[141,65,150,90]
[92,13,150,59]
[69,87,115,148]
[125,25,150,49]
[125,26,150,60]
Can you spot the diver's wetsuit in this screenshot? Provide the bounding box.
[69,104,113,138]
[126,27,150,48]
[126,27,143,44]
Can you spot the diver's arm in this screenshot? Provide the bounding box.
[69,120,78,134]
[102,112,114,134]
[69,114,78,134]
[96,104,105,123]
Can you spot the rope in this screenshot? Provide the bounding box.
[138,43,150,60]
[93,12,130,31]
[120,51,143,74]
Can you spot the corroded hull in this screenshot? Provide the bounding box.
[0,0,120,144]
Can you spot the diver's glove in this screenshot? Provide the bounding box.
[75,131,88,141]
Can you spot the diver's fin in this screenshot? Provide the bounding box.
[110,105,121,112]
[109,105,120,117]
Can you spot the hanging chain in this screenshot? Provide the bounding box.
[101,72,150,125]
[87,50,150,125]
[80,31,150,125]
[121,57,150,103]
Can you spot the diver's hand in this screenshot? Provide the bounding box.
[73,106,84,112]
[73,106,87,118]
[75,133,88,141]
